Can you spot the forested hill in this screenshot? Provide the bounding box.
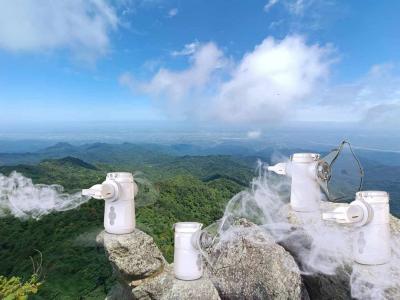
[0,141,398,211]
[0,154,253,299]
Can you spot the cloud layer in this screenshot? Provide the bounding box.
[0,0,118,60]
[297,63,400,125]
[121,35,333,123]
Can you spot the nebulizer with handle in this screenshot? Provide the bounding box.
[267,141,364,212]
[322,191,391,265]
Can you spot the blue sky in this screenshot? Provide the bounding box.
[0,0,399,127]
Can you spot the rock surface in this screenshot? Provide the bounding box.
[97,230,167,282]
[98,209,400,300]
[132,265,221,300]
[207,219,304,300]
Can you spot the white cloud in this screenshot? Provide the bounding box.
[171,41,200,56]
[214,36,332,123]
[119,32,397,128]
[138,42,225,105]
[167,8,178,18]
[264,0,279,12]
[119,42,227,118]
[0,0,118,60]
[121,36,333,123]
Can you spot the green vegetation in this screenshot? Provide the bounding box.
[0,274,42,300]
[0,154,252,299]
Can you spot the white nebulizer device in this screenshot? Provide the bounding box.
[322,191,391,265]
[82,172,138,234]
[268,153,330,212]
[268,141,364,213]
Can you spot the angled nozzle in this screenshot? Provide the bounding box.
[82,182,117,200]
[267,163,287,175]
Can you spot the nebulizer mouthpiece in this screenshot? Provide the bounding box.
[322,200,371,225]
[82,182,119,200]
[267,163,287,175]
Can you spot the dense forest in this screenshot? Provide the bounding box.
[0,148,253,298]
[0,142,399,298]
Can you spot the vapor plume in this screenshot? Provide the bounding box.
[0,171,90,220]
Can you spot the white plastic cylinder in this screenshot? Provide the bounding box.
[353,191,391,265]
[173,222,203,280]
[289,153,321,212]
[104,172,136,234]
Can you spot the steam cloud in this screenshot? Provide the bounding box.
[0,171,90,220]
[205,160,400,299]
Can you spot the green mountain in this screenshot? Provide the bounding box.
[0,154,251,299]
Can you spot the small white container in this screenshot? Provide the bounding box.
[290,153,321,212]
[353,191,391,265]
[173,222,203,280]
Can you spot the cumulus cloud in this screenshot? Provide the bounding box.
[143,43,224,102]
[213,36,332,122]
[121,35,333,123]
[0,0,118,60]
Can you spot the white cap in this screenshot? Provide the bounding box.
[356,191,389,204]
[291,153,320,163]
[174,222,202,233]
[107,172,134,182]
